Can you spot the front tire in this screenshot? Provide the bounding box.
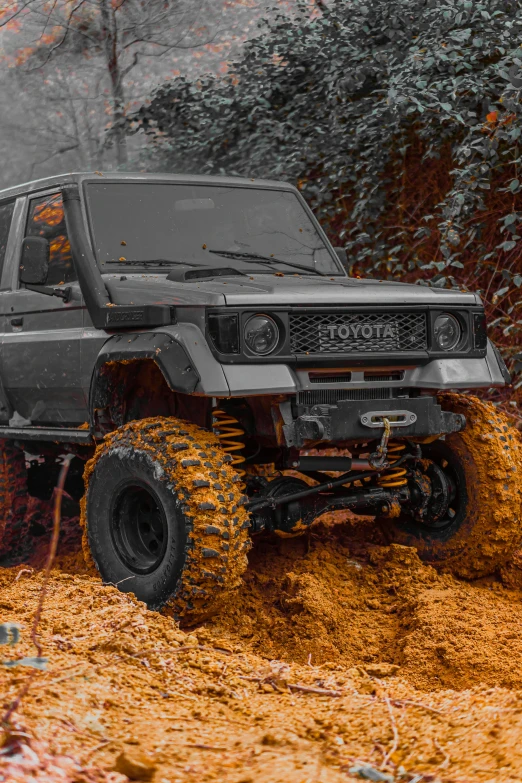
[379,393,522,578]
[81,417,251,618]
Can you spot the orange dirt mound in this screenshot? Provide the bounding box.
[3,514,522,781]
[211,520,522,692]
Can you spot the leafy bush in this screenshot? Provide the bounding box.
[131,0,522,394]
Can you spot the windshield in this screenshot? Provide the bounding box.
[85,182,343,276]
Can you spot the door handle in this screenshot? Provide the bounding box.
[10,317,23,327]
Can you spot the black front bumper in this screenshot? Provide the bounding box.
[283,397,465,448]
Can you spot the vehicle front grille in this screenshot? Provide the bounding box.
[289,312,428,354]
[297,388,400,406]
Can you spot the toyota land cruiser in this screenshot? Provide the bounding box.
[0,172,519,618]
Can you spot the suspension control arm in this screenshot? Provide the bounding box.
[317,487,406,517]
[246,468,373,512]
[246,454,413,513]
[251,484,410,535]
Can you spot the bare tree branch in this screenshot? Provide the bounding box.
[1,0,239,172]
[26,0,91,71]
[28,144,80,182]
[37,0,59,41]
[0,0,36,29]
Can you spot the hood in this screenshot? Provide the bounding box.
[103,272,480,308]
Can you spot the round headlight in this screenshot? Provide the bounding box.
[433,314,461,352]
[244,314,279,355]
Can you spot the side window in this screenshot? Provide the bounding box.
[0,201,15,281]
[25,193,76,286]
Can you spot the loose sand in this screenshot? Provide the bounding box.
[2,511,522,781]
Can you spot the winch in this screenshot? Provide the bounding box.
[281,396,465,448]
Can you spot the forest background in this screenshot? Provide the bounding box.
[1,0,522,405]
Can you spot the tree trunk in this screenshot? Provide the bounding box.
[99,0,128,166]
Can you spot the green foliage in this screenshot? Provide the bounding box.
[131,0,522,293]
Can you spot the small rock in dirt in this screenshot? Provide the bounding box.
[364,663,400,678]
[185,633,199,647]
[349,763,394,782]
[261,730,293,746]
[114,750,157,781]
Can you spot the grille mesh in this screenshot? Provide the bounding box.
[298,388,394,406]
[364,372,404,382]
[289,312,427,354]
[309,374,352,384]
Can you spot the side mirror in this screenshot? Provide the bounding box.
[334,247,348,268]
[20,237,49,285]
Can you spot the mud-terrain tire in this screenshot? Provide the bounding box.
[81,417,251,618]
[378,393,522,578]
[0,441,28,555]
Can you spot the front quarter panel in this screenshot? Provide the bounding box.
[89,323,230,406]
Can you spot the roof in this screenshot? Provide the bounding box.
[0,171,297,202]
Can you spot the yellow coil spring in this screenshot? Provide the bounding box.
[212,409,246,478]
[377,441,408,487]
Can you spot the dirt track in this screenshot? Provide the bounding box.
[3,513,522,781]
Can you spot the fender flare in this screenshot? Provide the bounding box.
[90,332,201,425]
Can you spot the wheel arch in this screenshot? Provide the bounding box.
[90,333,203,436]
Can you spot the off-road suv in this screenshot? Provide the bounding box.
[0,172,519,617]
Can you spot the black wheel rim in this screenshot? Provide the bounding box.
[110,480,169,574]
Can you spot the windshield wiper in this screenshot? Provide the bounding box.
[105,259,203,267]
[207,250,327,276]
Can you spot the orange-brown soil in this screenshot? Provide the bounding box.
[3,512,522,781]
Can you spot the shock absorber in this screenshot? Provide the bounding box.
[212,409,246,479]
[377,441,408,487]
